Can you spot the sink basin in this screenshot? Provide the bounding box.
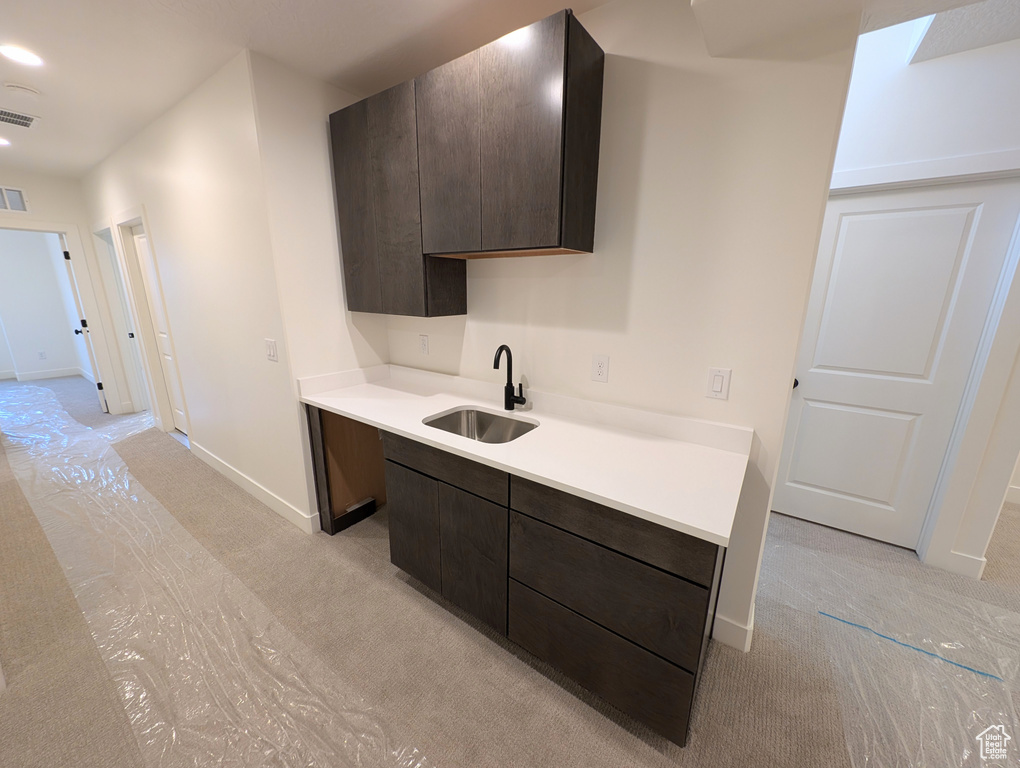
[423,407,538,444]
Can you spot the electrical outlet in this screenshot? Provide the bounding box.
[707,367,731,400]
[265,338,279,363]
[38,351,46,360]
[591,354,609,383]
[419,334,429,355]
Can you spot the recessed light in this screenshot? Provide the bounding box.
[0,45,43,67]
[0,138,10,146]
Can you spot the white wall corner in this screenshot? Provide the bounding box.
[713,606,754,652]
[1006,485,1020,505]
[190,440,318,534]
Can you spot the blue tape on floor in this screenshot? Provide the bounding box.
[818,611,1004,682]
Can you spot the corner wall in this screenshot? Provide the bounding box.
[385,0,859,649]
[82,52,318,531]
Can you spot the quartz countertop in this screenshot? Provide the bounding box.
[299,366,752,547]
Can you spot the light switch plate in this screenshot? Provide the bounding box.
[265,338,279,363]
[707,367,731,399]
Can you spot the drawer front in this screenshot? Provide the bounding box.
[509,580,695,746]
[510,476,718,587]
[510,511,708,672]
[439,483,508,634]
[383,432,508,506]
[385,460,442,592]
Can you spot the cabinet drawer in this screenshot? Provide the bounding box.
[510,512,708,672]
[383,433,508,506]
[508,580,694,746]
[510,476,718,587]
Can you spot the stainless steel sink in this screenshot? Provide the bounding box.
[423,407,538,444]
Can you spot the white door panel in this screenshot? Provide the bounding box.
[775,180,1020,547]
[134,233,188,435]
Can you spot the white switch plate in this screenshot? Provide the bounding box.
[707,367,731,399]
[591,354,609,383]
[38,351,46,360]
[265,338,279,363]
[419,334,429,355]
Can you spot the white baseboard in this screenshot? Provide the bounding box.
[16,367,84,382]
[713,606,754,652]
[0,370,14,381]
[78,367,95,384]
[189,440,318,535]
[1006,485,1020,505]
[924,548,987,579]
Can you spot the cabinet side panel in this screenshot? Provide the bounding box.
[479,11,566,251]
[366,81,428,316]
[330,104,382,313]
[425,256,467,316]
[560,14,604,253]
[385,460,442,592]
[417,51,482,255]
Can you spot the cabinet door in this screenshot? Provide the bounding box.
[439,484,508,633]
[330,101,382,313]
[365,81,427,316]
[416,51,482,255]
[385,460,442,592]
[479,11,566,251]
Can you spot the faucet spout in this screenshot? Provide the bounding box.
[493,344,526,411]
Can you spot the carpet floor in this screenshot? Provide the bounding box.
[1,376,1018,767]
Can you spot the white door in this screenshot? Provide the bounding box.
[134,232,188,434]
[61,241,107,412]
[774,179,1020,548]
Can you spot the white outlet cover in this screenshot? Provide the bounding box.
[419,334,429,355]
[591,354,609,383]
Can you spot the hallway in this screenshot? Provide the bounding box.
[2,378,1020,767]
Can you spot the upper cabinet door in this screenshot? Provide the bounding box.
[330,100,382,314]
[365,81,427,317]
[416,51,482,256]
[479,11,567,252]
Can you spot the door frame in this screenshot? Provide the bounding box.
[103,205,186,435]
[0,217,132,414]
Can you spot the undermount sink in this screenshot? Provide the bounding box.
[423,407,538,444]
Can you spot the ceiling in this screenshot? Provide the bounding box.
[0,0,609,177]
[912,0,1020,62]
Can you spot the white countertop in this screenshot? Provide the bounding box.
[299,366,752,547]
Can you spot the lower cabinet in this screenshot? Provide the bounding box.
[381,431,723,747]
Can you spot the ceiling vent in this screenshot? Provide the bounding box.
[0,109,35,128]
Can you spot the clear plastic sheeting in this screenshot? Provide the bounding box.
[761,539,1020,768]
[0,385,429,768]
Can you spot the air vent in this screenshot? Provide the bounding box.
[0,109,35,128]
[0,187,28,212]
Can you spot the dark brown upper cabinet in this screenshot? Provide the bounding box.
[417,10,604,258]
[330,82,467,316]
[329,9,603,315]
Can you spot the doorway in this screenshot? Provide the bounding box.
[112,217,190,437]
[0,227,105,410]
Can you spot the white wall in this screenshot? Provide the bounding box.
[833,19,1020,187]
[0,315,14,379]
[385,0,858,649]
[0,229,84,380]
[83,52,317,531]
[1010,454,1020,505]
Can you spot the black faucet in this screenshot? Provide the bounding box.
[493,344,527,411]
